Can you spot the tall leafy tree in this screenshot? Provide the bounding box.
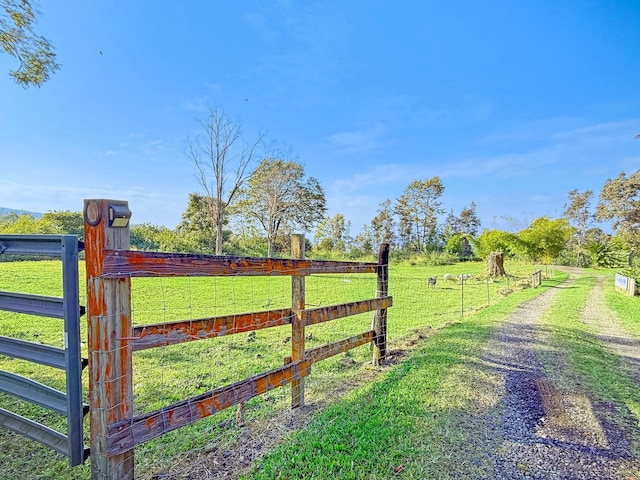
[472,229,520,259]
[443,202,481,238]
[130,223,184,252]
[0,212,19,226]
[394,176,444,252]
[370,199,396,248]
[41,210,84,236]
[353,224,374,256]
[187,106,264,255]
[0,210,85,236]
[237,158,326,257]
[563,189,593,266]
[518,217,573,264]
[314,213,352,254]
[1,0,59,87]
[0,213,53,233]
[176,193,224,254]
[458,202,481,236]
[596,170,640,253]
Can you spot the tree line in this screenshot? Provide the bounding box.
[2,168,638,270]
[1,107,638,269]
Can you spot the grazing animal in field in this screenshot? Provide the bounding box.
[427,276,437,289]
[458,273,473,281]
[443,273,458,283]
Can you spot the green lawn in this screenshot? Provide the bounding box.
[0,258,548,479]
[244,273,567,479]
[605,278,640,336]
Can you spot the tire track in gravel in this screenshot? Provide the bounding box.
[479,274,640,479]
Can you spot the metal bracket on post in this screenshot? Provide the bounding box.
[84,199,135,480]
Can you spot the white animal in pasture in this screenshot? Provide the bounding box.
[443,273,458,283]
[443,273,473,284]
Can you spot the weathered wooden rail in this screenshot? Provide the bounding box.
[532,269,543,288]
[83,199,391,480]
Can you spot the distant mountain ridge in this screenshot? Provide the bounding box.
[0,207,43,218]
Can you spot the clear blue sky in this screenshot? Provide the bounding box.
[1,1,638,234]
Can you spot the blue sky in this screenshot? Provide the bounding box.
[1,1,638,234]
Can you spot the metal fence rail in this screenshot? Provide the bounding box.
[0,234,88,466]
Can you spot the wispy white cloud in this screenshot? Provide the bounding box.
[321,115,639,232]
[458,117,640,182]
[103,135,168,160]
[325,122,391,155]
[552,119,639,141]
[140,139,166,156]
[180,94,212,113]
[104,150,126,157]
[329,163,418,193]
[439,146,563,180]
[477,117,639,147]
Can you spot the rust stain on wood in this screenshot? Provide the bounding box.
[303,297,392,326]
[284,330,375,365]
[131,308,294,351]
[101,250,377,278]
[106,360,311,455]
[84,199,136,478]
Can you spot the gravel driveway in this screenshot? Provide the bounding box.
[479,271,640,479]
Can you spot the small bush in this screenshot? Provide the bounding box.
[398,251,460,266]
[619,266,640,285]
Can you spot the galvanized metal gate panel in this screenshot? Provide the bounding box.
[0,234,88,466]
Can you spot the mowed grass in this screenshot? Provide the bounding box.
[243,272,568,479]
[0,258,547,478]
[605,277,640,337]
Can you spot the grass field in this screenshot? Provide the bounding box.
[242,270,640,479]
[606,278,640,336]
[0,257,550,479]
[244,273,570,479]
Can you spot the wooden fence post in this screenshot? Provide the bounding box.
[532,270,542,288]
[460,277,465,318]
[372,243,389,366]
[83,199,134,480]
[290,234,306,408]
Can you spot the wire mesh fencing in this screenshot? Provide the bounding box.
[0,255,548,479]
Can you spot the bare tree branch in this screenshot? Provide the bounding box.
[187,106,264,254]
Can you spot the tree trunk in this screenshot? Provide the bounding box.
[487,251,506,276]
[215,222,223,255]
